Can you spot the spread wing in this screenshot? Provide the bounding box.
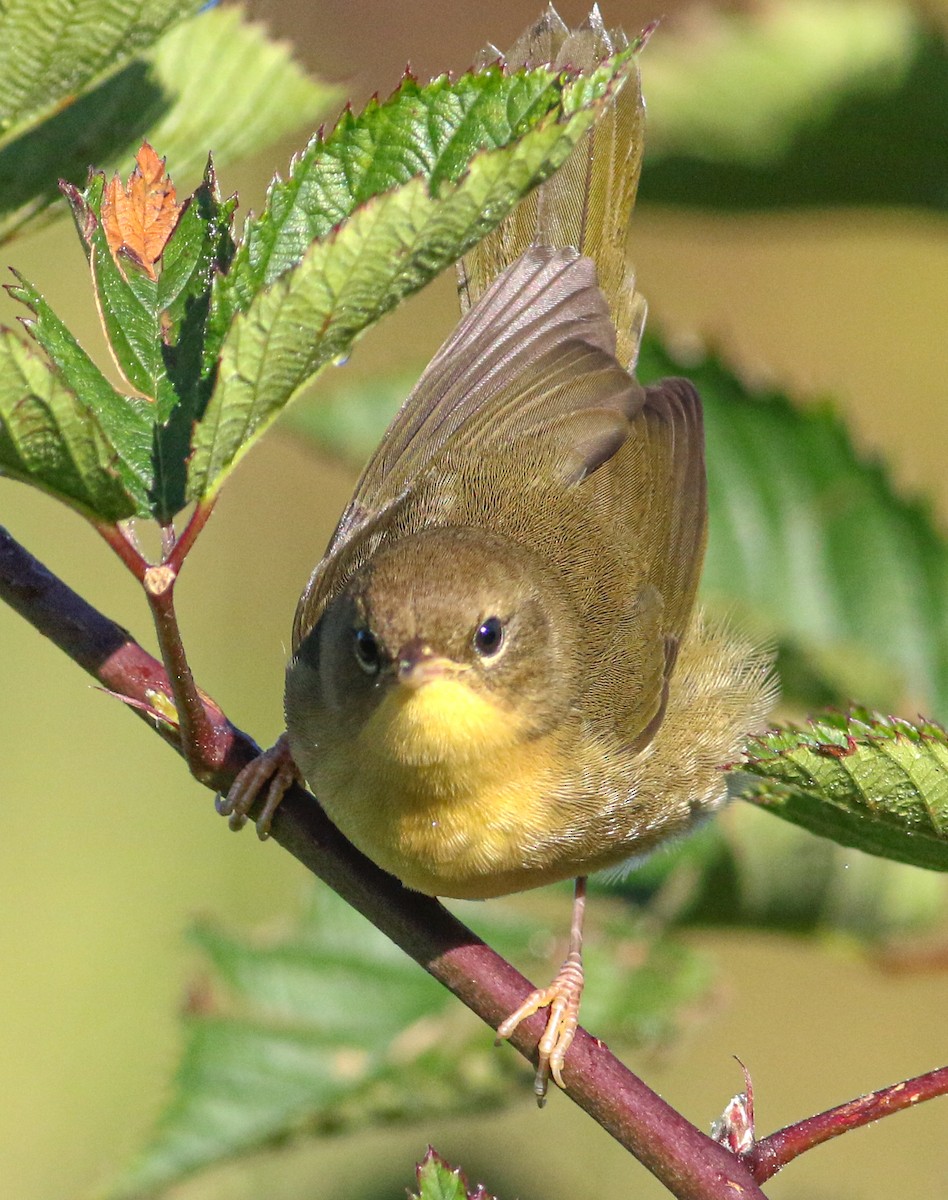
[330,246,638,550]
[294,246,644,648]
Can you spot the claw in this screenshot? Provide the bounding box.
[496,875,588,1104]
[219,733,301,838]
[496,950,584,1103]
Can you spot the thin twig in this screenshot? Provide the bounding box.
[143,563,230,782]
[96,502,228,779]
[94,520,149,582]
[748,1066,948,1183]
[167,496,216,574]
[0,523,767,1200]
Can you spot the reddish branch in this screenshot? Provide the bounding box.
[2,521,946,1198]
[749,1066,948,1181]
[142,560,232,782]
[1,523,254,784]
[96,502,232,782]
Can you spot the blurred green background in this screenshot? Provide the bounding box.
[1,1,946,1197]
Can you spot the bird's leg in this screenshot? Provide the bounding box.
[496,875,588,1104]
[215,732,302,839]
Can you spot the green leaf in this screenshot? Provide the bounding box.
[0,5,337,243]
[0,57,161,244]
[187,43,641,502]
[65,162,237,521]
[412,1150,497,1200]
[0,0,202,145]
[640,0,947,211]
[770,635,894,712]
[7,273,154,513]
[109,888,708,1197]
[0,327,147,520]
[108,893,510,1197]
[637,334,948,720]
[742,709,948,872]
[210,65,613,324]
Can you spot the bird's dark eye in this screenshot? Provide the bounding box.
[473,616,505,658]
[353,627,381,674]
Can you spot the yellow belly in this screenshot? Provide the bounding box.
[313,676,575,898]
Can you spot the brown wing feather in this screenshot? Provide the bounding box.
[638,378,708,644]
[579,375,707,747]
[329,246,621,553]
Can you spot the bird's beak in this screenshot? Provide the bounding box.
[396,640,459,690]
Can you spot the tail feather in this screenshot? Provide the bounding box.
[458,7,647,369]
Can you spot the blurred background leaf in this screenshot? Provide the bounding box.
[0,0,201,141]
[600,803,948,940]
[639,335,948,720]
[0,4,338,242]
[639,0,948,211]
[281,370,426,467]
[109,889,711,1197]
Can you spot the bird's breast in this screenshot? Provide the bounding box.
[312,676,580,898]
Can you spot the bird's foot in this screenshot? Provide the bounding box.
[496,949,584,1104]
[215,733,301,839]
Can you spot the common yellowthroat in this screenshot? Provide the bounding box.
[222,7,774,1100]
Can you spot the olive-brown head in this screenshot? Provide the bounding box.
[289,525,580,771]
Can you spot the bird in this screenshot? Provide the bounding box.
[221,6,774,1101]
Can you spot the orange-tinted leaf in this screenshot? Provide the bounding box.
[101,142,181,280]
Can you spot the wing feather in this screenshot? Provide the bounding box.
[579,376,707,745]
[329,245,635,552]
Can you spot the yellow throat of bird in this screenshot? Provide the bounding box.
[361,661,519,770]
